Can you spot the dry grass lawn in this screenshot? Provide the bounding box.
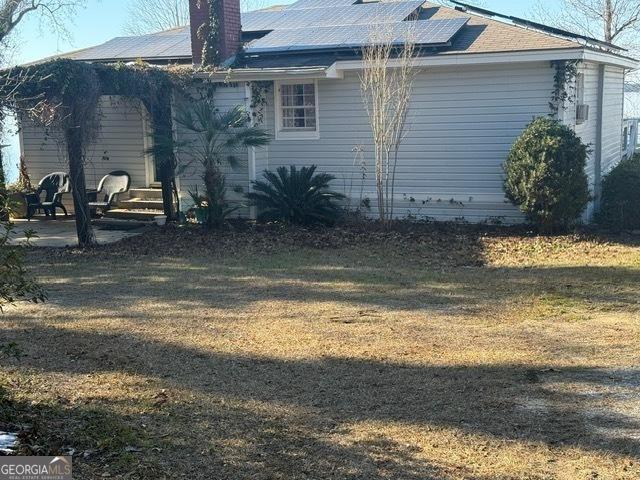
[1,226,640,479]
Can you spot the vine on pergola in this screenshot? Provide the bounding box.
[0,59,183,247]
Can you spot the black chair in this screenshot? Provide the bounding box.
[25,172,71,220]
[88,170,131,214]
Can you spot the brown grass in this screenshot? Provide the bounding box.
[1,227,639,479]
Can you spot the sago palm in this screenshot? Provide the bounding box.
[247,165,345,225]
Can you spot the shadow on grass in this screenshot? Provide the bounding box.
[0,359,503,480]
[5,240,640,477]
[2,324,639,476]
[26,250,640,315]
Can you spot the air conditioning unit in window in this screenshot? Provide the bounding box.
[576,104,590,124]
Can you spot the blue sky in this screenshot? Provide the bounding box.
[2,0,547,181]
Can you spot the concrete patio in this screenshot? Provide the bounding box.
[8,218,147,247]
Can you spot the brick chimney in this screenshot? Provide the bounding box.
[189,0,241,65]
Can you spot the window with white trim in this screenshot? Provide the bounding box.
[276,81,319,139]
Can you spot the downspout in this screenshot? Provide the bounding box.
[594,64,606,214]
[245,82,258,220]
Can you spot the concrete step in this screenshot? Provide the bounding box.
[128,188,163,201]
[119,198,165,210]
[104,208,165,221]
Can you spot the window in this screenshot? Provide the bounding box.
[575,73,586,123]
[275,81,319,140]
[575,73,585,104]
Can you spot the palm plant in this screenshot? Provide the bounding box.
[175,101,271,227]
[247,165,345,225]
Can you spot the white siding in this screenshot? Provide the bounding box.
[21,96,148,212]
[571,62,600,186]
[567,62,625,219]
[601,66,625,175]
[22,96,148,189]
[19,61,626,224]
[260,63,556,223]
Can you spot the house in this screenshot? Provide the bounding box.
[19,0,638,223]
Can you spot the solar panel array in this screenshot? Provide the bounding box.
[244,0,469,54]
[246,18,469,53]
[61,0,469,61]
[287,0,364,10]
[242,1,424,32]
[69,30,191,61]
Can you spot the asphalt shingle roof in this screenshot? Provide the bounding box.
[47,1,606,66]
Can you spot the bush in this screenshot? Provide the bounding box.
[597,154,640,230]
[1,223,46,311]
[247,165,345,225]
[504,117,590,230]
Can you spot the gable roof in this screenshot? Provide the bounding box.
[40,0,634,68]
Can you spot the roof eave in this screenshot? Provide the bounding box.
[332,47,639,71]
[193,66,343,82]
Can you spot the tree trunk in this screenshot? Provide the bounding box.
[66,126,96,247]
[604,0,614,43]
[160,171,175,219]
[0,148,8,222]
[151,102,177,221]
[203,165,224,229]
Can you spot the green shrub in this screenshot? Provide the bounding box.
[597,154,640,230]
[247,165,345,225]
[504,117,590,230]
[1,223,46,311]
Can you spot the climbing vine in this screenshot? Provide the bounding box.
[550,60,580,115]
[249,81,272,126]
[0,59,184,246]
[201,0,222,67]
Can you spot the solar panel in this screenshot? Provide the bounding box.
[246,18,470,53]
[242,10,285,31]
[70,33,191,61]
[242,1,424,32]
[286,0,357,10]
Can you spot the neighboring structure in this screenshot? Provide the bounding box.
[20,0,638,223]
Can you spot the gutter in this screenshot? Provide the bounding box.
[188,47,637,84]
[332,48,639,71]
[192,66,343,82]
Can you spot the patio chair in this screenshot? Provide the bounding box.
[25,172,71,220]
[88,170,131,213]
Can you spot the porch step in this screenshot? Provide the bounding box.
[119,198,165,210]
[128,188,163,201]
[104,208,165,221]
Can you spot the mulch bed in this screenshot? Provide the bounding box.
[33,219,640,268]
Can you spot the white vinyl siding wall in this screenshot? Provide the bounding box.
[568,62,625,219]
[21,96,148,212]
[258,63,556,223]
[601,66,625,176]
[18,61,626,224]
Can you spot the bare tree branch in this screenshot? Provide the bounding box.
[0,0,87,44]
[534,0,640,50]
[123,0,283,35]
[360,23,417,224]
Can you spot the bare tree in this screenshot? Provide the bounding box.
[124,0,190,35]
[124,0,281,36]
[0,0,86,43]
[0,0,86,222]
[360,27,417,224]
[535,0,640,50]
